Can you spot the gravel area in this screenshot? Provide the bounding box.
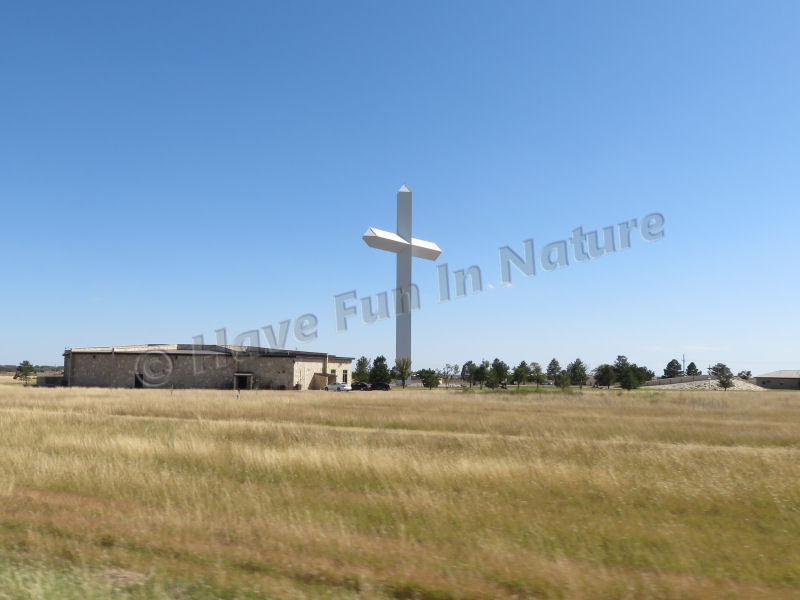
[645,378,764,391]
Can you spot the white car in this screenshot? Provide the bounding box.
[325,382,352,392]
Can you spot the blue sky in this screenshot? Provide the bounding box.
[2,1,798,376]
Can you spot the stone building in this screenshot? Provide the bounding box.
[63,344,353,390]
[754,370,800,390]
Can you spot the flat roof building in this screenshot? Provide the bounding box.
[754,370,800,390]
[63,344,353,390]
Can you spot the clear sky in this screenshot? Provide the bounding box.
[2,1,798,376]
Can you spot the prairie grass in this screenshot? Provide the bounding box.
[0,385,799,599]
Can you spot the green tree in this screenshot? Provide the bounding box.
[686,362,701,376]
[613,355,631,383]
[555,369,571,390]
[620,369,640,390]
[394,357,412,388]
[512,361,529,389]
[529,362,545,387]
[710,363,734,390]
[613,356,652,389]
[710,363,727,378]
[417,368,440,390]
[353,356,371,382]
[461,361,476,387]
[737,370,752,380]
[474,360,489,389]
[369,355,391,384]
[716,364,734,390]
[567,358,588,388]
[593,364,615,388]
[485,370,500,389]
[632,365,654,385]
[663,359,683,379]
[441,363,459,387]
[13,360,35,385]
[491,358,509,386]
[546,358,561,382]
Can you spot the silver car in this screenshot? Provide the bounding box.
[324,382,352,391]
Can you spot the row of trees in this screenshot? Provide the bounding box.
[352,354,744,392]
[663,359,702,378]
[455,356,654,390]
[592,356,655,390]
[352,355,662,391]
[353,355,443,389]
[353,355,392,385]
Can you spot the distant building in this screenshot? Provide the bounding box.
[754,370,800,390]
[63,345,352,390]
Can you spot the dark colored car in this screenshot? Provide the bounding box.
[371,381,391,391]
[351,381,371,391]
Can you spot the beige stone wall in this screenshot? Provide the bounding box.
[232,355,295,389]
[68,352,296,389]
[68,353,141,388]
[66,351,352,390]
[293,358,325,390]
[328,359,353,384]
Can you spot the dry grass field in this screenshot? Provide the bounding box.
[0,380,799,599]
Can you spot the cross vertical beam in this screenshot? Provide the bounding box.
[395,186,412,360]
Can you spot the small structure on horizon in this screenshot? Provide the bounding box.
[62,345,353,390]
[754,370,800,390]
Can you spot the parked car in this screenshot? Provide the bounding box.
[325,382,352,391]
[351,381,371,391]
[370,381,391,391]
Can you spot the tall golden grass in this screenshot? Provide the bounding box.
[0,384,798,599]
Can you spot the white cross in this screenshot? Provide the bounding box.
[363,185,442,361]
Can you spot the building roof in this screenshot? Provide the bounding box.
[65,344,353,361]
[755,370,800,379]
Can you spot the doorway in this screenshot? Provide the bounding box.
[234,373,253,391]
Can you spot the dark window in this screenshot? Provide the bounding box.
[343,370,348,383]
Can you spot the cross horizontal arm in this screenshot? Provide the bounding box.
[362,227,442,261]
[363,227,408,253]
[409,237,442,261]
